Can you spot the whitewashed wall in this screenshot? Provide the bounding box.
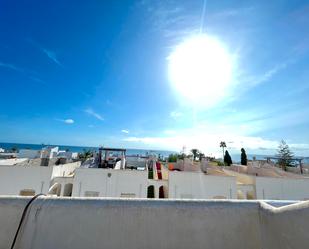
[2,198,308,249]
[147,179,168,198]
[51,161,81,178]
[256,177,309,200]
[169,171,237,199]
[72,168,148,198]
[0,166,52,195]
[40,146,59,159]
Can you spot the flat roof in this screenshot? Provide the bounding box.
[0,158,28,165]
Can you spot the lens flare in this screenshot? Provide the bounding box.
[168,34,233,107]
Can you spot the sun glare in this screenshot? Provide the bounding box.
[168,34,233,107]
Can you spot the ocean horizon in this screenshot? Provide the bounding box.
[1,142,308,164]
[0,142,175,157]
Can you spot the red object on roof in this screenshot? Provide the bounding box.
[156,162,162,179]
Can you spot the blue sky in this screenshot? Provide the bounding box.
[0,0,309,156]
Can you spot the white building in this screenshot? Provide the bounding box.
[72,168,148,198]
[57,151,78,160]
[0,162,80,196]
[225,163,309,201]
[0,166,52,195]
[2,152,309,201]
[256,177,309,200]
[16,148,77,161]
[168,171,237,199]
[40,146,59,159]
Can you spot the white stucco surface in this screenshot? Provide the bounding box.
[72,168,148,198]
[256,177,309,200]
[0,197,308,249]
[0,166,52,195]
[51,161,80,178]
[0,163,80,196]
[169,171,237,199]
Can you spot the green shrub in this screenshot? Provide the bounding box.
[217,161,224,166]
[168,154,178,162]
[148,169,153,179]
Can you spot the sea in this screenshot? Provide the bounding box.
[1,142,308,164]
[0,142,175,158]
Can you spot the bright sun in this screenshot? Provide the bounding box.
[168,34,233,107]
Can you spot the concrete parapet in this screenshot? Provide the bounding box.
[0,197,308,249]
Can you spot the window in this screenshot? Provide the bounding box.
[147,185,155,198]
[159,186,165,198]
[19,189,35,196]
[63,183,73,197]
[246,191,255,200]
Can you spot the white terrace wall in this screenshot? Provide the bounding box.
[169,171,237,199]
[51,161,81,178]
[0,166,52,195]
[72,168,148,198]
[0,197,308,249]
[259,201,309,248]
[147,179,169,198]
[256,177,309,200]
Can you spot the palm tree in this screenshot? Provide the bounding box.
[219,141,226,165]
[191,149,199,161]
[198,152,205,161]
[78,149,94,161]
